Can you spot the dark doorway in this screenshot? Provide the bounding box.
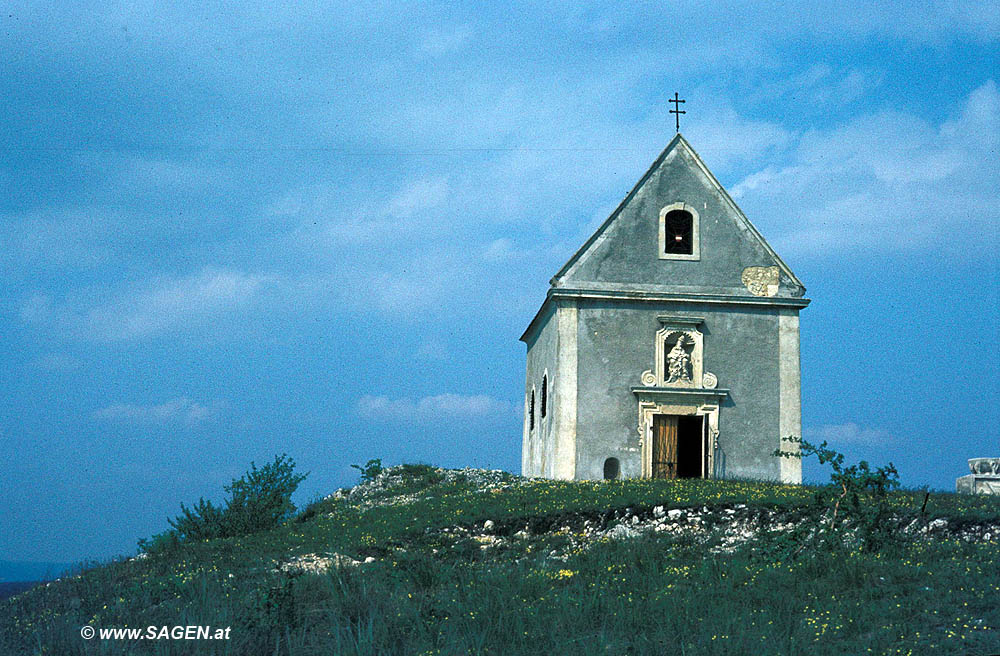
[651,414,704,479]
[603,457,620,480]
[676,415,703,478]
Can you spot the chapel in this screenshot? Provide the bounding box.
[520,133,808,482]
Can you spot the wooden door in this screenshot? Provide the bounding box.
[652,415,679,479]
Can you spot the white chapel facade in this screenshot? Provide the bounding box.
[520,134,808,483]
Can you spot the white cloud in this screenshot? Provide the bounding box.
[277,176,452,246]
[386,177,450,218]
[19,295,53,322]
[759,65,885,108]
[93,397,213,424]
[804,423,892,447]
[416,337,449,360]
[733,80,1000,259]
[686,103,793,172]
[357,393,515,422]
[483,238,516,262]
[417,25,474,56]
[85,268,266,340]
[33,353,81,372]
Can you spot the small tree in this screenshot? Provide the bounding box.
[775,436,900,552]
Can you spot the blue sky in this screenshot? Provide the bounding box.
[1,2,997,563]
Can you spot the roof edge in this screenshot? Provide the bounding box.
[522,286,812,342]
[519,292,557,343]
[549,133,686,283]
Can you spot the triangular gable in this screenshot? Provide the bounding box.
[552,134,805,293]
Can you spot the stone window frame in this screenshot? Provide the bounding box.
[658,202,701,261]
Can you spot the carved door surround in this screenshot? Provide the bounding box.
[634,390,723,479]
[634,316,725,479]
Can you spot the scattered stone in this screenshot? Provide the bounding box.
[327,466,999,566]
[278,552,359,574]
[607,524,639,540]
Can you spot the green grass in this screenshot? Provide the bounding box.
[2,469,999,655]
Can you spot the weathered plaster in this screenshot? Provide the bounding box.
[778,309,802,484]
[553,302,578,480]
[570,301,785,481]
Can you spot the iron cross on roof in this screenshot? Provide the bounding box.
[669,92,686,133]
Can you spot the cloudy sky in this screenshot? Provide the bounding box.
[2,2,997,563]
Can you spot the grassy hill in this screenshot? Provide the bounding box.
[2,464,999,655]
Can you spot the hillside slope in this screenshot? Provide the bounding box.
[3,465,999,655]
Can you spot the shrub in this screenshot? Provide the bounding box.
[168,497,227,541]
[775,436,900,552]
[143,454,308,552]
[351,458,383,483]
[399,463,445,486]
[223,455,308,536]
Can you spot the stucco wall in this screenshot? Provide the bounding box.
[522,303,557,477]
[574,299,788,481]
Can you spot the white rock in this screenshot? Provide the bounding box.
[483,520,495,531]
[653,506,666,518]
[607,524,639,540]
[667,509,684,520]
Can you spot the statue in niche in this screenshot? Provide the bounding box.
[666,335,692,383]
